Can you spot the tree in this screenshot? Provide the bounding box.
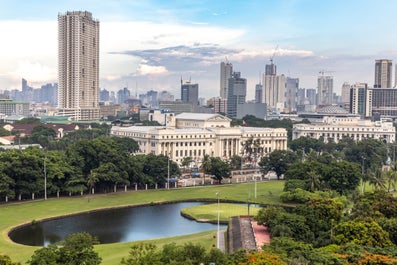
[201,154,211,185]
[120,243,161,265]
[58,232,101,264]
[333,220,392,248]
[0,254,20,265]
[259,150,299,179]
[28,233,101,265]
[229,154,242,170]
[208,157,231,184]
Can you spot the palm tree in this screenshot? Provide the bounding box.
[367,168,387,191]
[201,154,211,185]
[306,170,321,192]
[385,168,397,192]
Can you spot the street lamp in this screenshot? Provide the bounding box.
[167,153,170,189]
[43,153,47,200]
[216,192,220,249]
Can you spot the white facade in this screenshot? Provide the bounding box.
[57,11,100,121]
[293,116,395,143]
[110,113,288,164]
[262,74,285,110]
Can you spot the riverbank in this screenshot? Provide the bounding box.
[0,181,284,264]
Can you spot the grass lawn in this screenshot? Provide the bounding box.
[181,203,261,223]
[0,180,284,264]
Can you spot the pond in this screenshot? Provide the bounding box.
[9,202,227,246]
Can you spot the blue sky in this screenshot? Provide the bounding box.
[0,0,396,99]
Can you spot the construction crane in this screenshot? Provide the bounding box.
[269,45,279,64]
[319,70,335,76]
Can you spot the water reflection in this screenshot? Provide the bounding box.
[9,202,226,246]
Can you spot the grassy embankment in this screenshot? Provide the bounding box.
[0,180,284,264]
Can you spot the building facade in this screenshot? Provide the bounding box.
[181,80,199,105]
[220,61,233,99]
[110,113,288,165]
[317,75,333,105]
[285,77,299,113]
[293,116,395,143]
[227,72,247,118]
[57,11,100,121]
[350,83,371,117]
[374,59,392,88]
[262,63,285,110]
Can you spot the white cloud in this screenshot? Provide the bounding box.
[135,63,168,76]
[11,60,56,83]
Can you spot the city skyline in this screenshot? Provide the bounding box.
[1,0,397,100]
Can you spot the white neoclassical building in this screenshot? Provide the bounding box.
[293,116,395,143]
[110,113,288,165]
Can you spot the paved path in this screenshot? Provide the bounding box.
[251,220,270,250]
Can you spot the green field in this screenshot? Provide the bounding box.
[0,181,284,264]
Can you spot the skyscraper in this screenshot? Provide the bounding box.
[57,11,100,121]
[317,75,333,105]
[374,59,392,88]
[181,79,199,105]
[350,83,370,117]
[220,61,233,99]
[340,81,351,103]
[285,77,299,113]
[227,72,246,118]
[262,62,285,110]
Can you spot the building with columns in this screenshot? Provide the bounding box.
[110,113,287,165]
[293,116,395,143]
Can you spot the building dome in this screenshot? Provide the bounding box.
[318,105,349,114]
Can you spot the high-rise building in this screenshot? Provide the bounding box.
[181,79,199,105]
[306,88,317,105]
[340,82,351,103]
[374,59,392,88]
[118,87,131,104]
[57,11,100,121]
[350,83,370,117]
[227,72,246,118]
[285,77,299,113]
[220,61,233,99]
[317,75,333,105]
[255,83,262,103]
[262,62,285,110]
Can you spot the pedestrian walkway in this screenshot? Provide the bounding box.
[251,220,270,250]
[218,229,226,252]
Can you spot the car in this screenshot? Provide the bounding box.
[191,173,200,178]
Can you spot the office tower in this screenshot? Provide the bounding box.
[100,89,110,102]
[118,87,131,104]
[220,61,233,99]
[317,75,333,105]
[227,72,246,118]
[306,88,317,105]
[297,88,306,105]
[285,77,299,113]
[350,83,370,117]
[262,62,285,110]
[374,59,392,88]
[255,83,262,103]
[181,79,199,105]
[57,11,100,121]
[340,82,350,103]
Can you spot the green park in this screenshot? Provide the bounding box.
[0,181,282,264]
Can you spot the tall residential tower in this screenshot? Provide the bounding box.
[374,59,392,88]
[57,11,100,121]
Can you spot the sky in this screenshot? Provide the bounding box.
[1,0,397,100]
